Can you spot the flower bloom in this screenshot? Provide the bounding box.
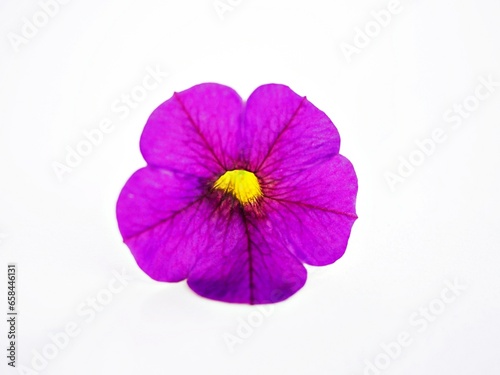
[116,83,358,304]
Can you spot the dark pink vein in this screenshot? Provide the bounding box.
[124,194,208,242]
[240,206,255,305]
[266,196,358,219]
[173,92,225,169]
[255,96,307,173]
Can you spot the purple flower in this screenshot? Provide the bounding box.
[116,83,358,304]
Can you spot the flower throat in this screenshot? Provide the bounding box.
[213,169,263,205]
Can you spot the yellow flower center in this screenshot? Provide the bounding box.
[213,169,263,205]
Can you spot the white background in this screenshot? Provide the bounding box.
[1,0,500,374]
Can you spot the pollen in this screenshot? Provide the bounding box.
[213,169,263,205]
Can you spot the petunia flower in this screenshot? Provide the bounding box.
[116,83,358,305]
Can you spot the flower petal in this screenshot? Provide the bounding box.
[261,154,358,266]
[140,83,244,178]
[116,166,211,282]
[243,84,340,175]
[187,207,307,304]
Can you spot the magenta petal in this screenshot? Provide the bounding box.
[140,83,243,178]
[262,154,358,266]
[187,207,307,304]
[116,167,211,282]
[243,84,340,175]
